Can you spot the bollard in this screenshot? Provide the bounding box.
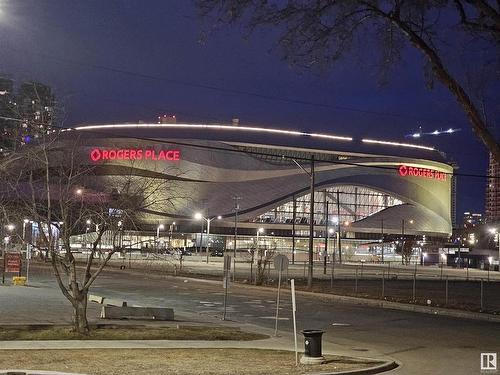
[300,330,326,364]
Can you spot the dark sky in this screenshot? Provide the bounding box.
[0,0,492,220]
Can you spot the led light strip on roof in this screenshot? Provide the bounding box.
[362,138,435,151]
[74,123,353,141]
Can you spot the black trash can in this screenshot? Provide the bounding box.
[300,329,325,364]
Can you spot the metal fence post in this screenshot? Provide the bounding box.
[445,276,448,305]
[232,257,236,282]
[412,269,416,302]
[381,271,385,299]
[330,258,335,289]
[355,266,358,295]
[480,279,484,311]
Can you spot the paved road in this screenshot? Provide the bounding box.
[103,254,500,281]
[2,267,499,375]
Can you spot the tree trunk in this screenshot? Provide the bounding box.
[72,293,89,335]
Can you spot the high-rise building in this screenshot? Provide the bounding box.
[0,77,54,155]
[18,81,54,139]
[486,153,500,222]
[450,163,458,228]
[0,75,17,153]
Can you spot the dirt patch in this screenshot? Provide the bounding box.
[0,326,267,341]
[0,349,385,375]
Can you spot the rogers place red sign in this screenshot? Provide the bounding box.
[398,164,447,181]
[90,148,180,162]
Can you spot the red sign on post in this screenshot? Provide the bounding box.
[5,252,21,273]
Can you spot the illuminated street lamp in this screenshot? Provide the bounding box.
[256,227,264,249]
[156,224,165,251]
[194,212,221,263]
[488,228,500,272]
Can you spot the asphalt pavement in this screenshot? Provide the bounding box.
[1,266,499,375]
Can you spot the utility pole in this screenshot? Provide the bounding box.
[291,156,315,289]
[381,218,384,263]
[336,190,342,264]
[292,195,296,265]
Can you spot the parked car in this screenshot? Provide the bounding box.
[210,249,224,257]
[179,248,193,256]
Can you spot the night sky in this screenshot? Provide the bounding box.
[0,0,493,220]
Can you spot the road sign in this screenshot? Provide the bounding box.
[5,252,21,273]
[273,254,289,271]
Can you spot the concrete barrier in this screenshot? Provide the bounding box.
[101,305,174,320]
[103,298,127,307]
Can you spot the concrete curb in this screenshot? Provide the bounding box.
[0,371,85,375]
[305,360,398,375]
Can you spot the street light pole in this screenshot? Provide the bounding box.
[233,196,241,259]
[156,224,164,253]
[307,156,315,289]
[323,200,328,275]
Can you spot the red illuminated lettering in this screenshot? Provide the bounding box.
[398,164,447,182]
[90,148,180,162]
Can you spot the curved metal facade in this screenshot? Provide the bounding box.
[71,123,453,237]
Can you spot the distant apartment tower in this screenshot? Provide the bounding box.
[486,153,500,222]
[18,81,54,136]
[450,163,458,228]
[0,76,17,153]
[0,77,54,154]
[462,212,484,228]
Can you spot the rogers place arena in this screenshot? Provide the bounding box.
[67,122,455,261]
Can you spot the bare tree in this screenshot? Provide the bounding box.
[197,1,500,160]
[0,133,178,334]
[255,240,276,285]
[400,239,415,265]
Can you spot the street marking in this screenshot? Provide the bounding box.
[259,316,290,320]
[331,323,351,326]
